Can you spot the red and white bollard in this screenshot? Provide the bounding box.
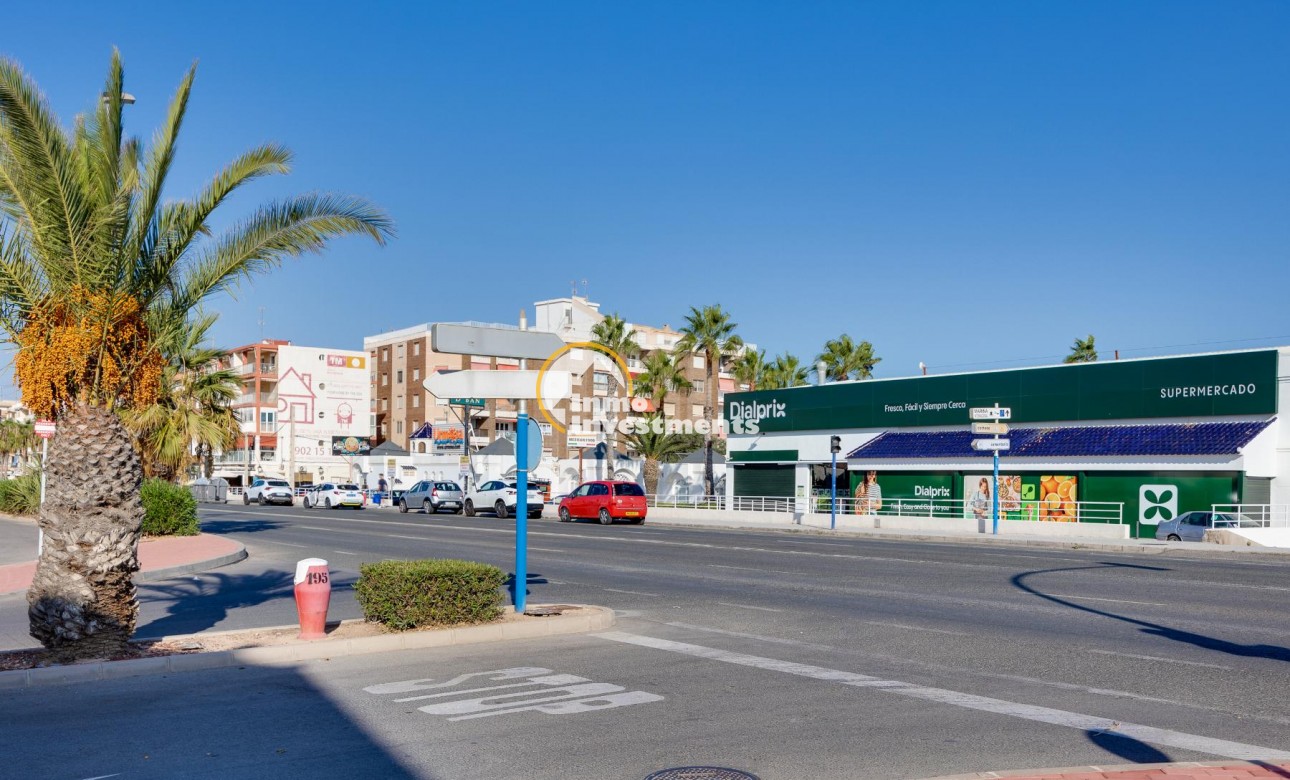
[294,557,331,640]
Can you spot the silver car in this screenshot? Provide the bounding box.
[1154,511,1257,541]
[400,480,464,514]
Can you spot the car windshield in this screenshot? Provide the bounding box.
[614,483,645,496]
[266,480,290,487]
[436,483,460,491]
[338,484,359,491]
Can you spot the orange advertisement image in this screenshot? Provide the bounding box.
[1038,475,1078,521]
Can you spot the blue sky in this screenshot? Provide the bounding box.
[4,1,1289,391]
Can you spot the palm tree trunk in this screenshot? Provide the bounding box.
[643,457,660,495]
[705,350,716,497]
[27,404,144,660]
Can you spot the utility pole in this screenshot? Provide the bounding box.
[287,413,297,489]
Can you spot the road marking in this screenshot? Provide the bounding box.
[78,775,122,780]
[864,620,968,636]
[716,602,782,613]
[1087,649,1233,670]
[530,547,568,553]
[1047,594,1167,607]
[332,550,358,555]
[603,588,660,597]
[593,631,1290,761]
[271,541,309,548]
[709,564,797,575]
[387,534,427,541]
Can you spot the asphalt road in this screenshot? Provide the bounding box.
[2,503,1288,779]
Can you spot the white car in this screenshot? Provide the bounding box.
[304,482,366,510]
[244,478,293,506]
[463,480,544,519]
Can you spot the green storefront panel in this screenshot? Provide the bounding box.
[848,471,957,516]
[1080,472,1240,539]
[729,449,799,463]
[725,350,1276,433]
[733,464,795,497]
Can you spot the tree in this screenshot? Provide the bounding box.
[1065,335,1097,364]
[622,413,693,494]
[761,353,809,390]
[0,52,392,659]
[589,313,639,447]
[636,349,692,412]
[0,419,35,476]
[731,348,766,391]
[816,334,881,381]
[125,315,240,481]
[676,305,742,497]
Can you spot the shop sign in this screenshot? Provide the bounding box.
[433,424,466,454]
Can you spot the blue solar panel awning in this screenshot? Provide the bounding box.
[846,420,1272,459]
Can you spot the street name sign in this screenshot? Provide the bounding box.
[971,422,1009,435]
[423,370,571,401]
[970,407,1012,420]
[971,438,1011,451]
[431,323,565,361]
[449,397,485,407]
[34,420,55,439]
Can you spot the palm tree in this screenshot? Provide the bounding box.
[590,313,639,446]
[761,353,809,390]
[1065,334,1097,364]
[636,349,692,412]
[731,348,766,391]
[0,419,35,476]
[126,315,240,481]
[676,305,742,497]
[0,52,392,659]
[816,334,881,381]
[622,413,693,494]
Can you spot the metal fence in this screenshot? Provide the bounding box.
[1210,504,1290,528]
[646,493,1124,524]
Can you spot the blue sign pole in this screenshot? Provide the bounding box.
[992,448,1000,535]
[830,450,837,530]
[515,408,529,612]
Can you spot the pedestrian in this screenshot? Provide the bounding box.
[969,477,990,521]
[378,476,388,494]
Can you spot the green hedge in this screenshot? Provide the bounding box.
[141,478,200,536]
[0,472,41,516]
[354,559,506,630]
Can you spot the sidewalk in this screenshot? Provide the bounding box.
[0,533,246,596]
[925,761,1290,779]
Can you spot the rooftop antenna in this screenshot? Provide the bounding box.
[580,279,589,298]
[570,280,578,297]
[258,306,266,341]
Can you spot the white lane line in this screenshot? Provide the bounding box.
[530,547,568,553]
[271,541,309,548]
[716,602,783,613]
[1048,594,1167,607]
[603,587,661,597]
[864,621,968,637]
[1087,649,1233,670]
[79,775,122,780]
[709,564,797,575]
[387,534,427,541]
[593,631,1290,761]
[332,550,358,555]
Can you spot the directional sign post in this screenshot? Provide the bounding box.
[427,322,568,613]
[970,438,1011,451]
[971,422,1009,435]
[970,406,1012,421]
[448,397,485,408]
[34,420,54,555]
[969,405,1013,535]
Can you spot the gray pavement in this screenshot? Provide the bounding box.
[2,503,1288,779]
[0,515,37,566]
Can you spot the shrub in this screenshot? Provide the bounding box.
[140,478,200,536]
[354,559,506,630]
[0,472,42,516]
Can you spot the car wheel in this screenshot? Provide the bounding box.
[599,508,613,525]
[326,498,333,509]
[495,500,508,519]
[243,493,250,505]
[1167,534,1181,541]
[258,494,266,506]
[464,500,475,517]
[399,499,409,514]
[559,507,571,522]
[423,499,434,514]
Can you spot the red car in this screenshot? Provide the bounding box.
[558,480,647,525]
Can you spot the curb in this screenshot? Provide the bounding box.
[919,759,1290,779]
[642,516,1290,560]
[135,541,248,582]
[0,605,615,690]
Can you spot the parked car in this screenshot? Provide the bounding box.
[400,481,464,514]
[1155,511,1257,541]
[305,482,366,510]
[558,481,647,525]
[464,479,544,519]
[244,478,294,506]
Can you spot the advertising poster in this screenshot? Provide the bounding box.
[1039,475,1078,521]
[961,475,1023,520]
[276,346,372,439]
[331,436,371,457]
[433,424,466,454]
[849,472,955,516]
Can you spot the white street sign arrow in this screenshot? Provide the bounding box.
[971,438,1011,451]
[423,370,571,401]
[970,407,1012,420]
[971,422,1009,435]
[431,324,566,361]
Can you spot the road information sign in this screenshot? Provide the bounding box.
[449,397,485,407]
[424,370,570,401]
[34,420,55,439]
[970,407,1012,420]
[971,422,1009,435]
[431,323,565,361]
[971,438,1011,451]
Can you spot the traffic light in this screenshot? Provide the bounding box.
[830,435,842,454]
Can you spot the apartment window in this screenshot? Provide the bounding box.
[397,395,404,410]
[693,379,705,394]
[413,342,421,357]
[692,404,704,418]
[593,371,610,394]
[259,410,275,428]
[381,398,388,411]
[664,403,676,417]
[382,348,389,362]
[412,368,420,381]
[396,370,403,384]
[692,355,705,370]
[396,421,403,435]
[412,394,420,408]
[369,414,376,432]
[381,373,388,387]
[397,344,404,357]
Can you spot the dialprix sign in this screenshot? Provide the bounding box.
[725,350,1277,433]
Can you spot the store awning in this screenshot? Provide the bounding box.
[847,420,1273,459]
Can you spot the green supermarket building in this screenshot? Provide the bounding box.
[722,347,1288,538]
